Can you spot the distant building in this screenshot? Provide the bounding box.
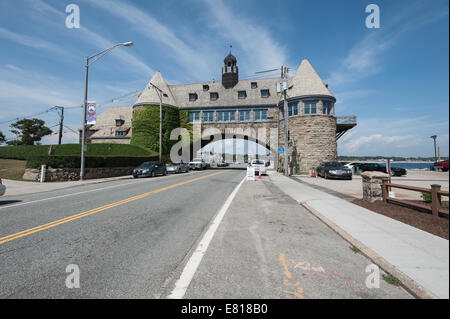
[83,106,132,144]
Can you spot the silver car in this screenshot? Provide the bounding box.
[0,178,6,196]
[166,163,189,174]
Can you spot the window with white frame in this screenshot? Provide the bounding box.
[188,111,201,122]
[303,101,317,114]
[217,110,235,122]
[115,131,126,137]
[203,111,214,122]
[254,109,268,121]
[239,110,250,122]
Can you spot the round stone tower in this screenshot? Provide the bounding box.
[279,58,337,173]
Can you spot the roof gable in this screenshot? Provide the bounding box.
[135,71,177,106]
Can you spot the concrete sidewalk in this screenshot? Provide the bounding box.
[269,171,449,299]
[1,175,133,197]
[183,174,411,299]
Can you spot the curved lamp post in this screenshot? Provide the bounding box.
[80,42,133,180]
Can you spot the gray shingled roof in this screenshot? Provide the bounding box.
[134,58,334,108]
[287,58,334,98]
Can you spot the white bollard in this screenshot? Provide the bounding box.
[40,165,46,183]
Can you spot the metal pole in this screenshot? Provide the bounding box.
[434,138,437,163]
[283,66,289,176]
[80,57,89,181]
[159,92,162,163]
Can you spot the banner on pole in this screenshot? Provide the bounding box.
[86,101,96,125]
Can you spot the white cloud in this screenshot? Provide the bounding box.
[200,0,288,73]
[326,2,449,88]
[28,0,154,77]
[0,26,69,56]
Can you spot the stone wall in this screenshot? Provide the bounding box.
[279,115,337,172]
[23,167,135,182]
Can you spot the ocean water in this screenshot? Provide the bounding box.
[390,162,434,170]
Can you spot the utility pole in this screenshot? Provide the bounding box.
[282,66,289,176]
[430,135,437,162]
[54,106,64,145]
[150,83,165,163]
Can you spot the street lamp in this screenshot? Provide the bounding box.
[430,135,437,163]
[80,42,133,181]
[149,83,165,163]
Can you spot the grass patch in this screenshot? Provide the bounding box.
[349,245,361,254]
[0,159,27,181]
[382,273,401,286]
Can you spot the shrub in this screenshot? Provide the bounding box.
[0,143,156,160]
[26,156,159,169]
[421,192,432,203]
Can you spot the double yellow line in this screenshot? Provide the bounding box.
[0,171,225,245]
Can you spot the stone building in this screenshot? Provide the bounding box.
[132,52,356,172]
[83,106,133,144]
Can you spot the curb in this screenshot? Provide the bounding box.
[301,202,437,299]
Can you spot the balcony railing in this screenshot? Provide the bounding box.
[336,116,357,125]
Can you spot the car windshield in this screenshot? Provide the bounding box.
[325,162,343,168]
[252,160,265,165]
[139,162,155,167]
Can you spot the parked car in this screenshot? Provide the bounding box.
[250,159,267,175]
[166,162,189,174]
[189,158,207,170]
[132,162,167,178]
[434,160,449,172]
[0,178,5,196]
[357,163,407,176]
[217,161,229,167]
[317,162,352,180]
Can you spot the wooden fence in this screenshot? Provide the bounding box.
[382,180,449,217]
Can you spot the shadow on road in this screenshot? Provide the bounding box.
[0,200,22,206]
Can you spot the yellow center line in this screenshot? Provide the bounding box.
[0,171,226,245]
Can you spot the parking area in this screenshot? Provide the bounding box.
[295,170,449,200]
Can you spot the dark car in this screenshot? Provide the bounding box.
[133,162,167,178]
[317,162,352,180]
[358,163,407,176]
[217,161,229,167]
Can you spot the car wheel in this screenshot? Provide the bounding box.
[164,170,167,176]
[324,172,328,179]
[151,171,155,178]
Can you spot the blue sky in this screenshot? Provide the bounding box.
[0,0,448,157]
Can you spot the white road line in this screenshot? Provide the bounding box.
[0,172,199,211]
[167,175,246,299]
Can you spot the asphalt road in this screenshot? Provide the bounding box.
[0,169,245,298]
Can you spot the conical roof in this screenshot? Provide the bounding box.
[135,71,177,106]
[288,59,334,98]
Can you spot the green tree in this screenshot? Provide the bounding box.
[9,118,52,145]
[0,130,5,144]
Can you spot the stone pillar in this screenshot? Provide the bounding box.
[318,100,323,115]
[361,171,390,202]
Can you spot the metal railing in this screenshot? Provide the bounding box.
[382,180,449,217]
[336,116,357,125]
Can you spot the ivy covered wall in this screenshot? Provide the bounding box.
[131,105,192,161]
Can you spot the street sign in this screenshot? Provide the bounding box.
[278,147,284,155]
[247,166,255,181]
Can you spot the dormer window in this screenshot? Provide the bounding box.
[203,85,210,91]
[238,91,247,99]
[115,119,124,127]
[189,93,198,102]
[251,82,257,89]
[210,92,219,101]
[261,89,270,98]
[163,93,168,98]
